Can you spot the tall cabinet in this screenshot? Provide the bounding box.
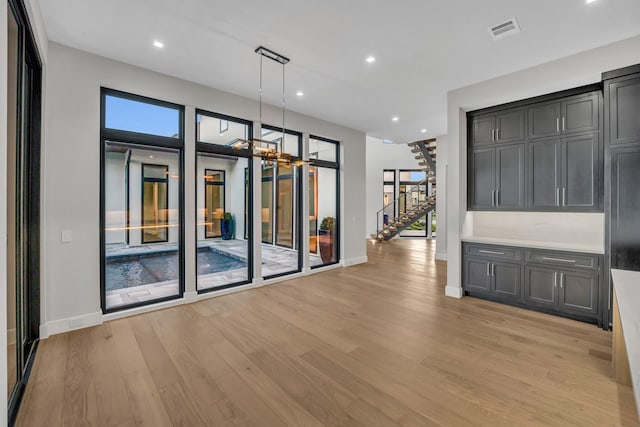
[604,65,640,273]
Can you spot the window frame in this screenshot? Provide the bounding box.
[309,135,341,269]
[100,88,186,314]
[141,163,170,244]
[204,169,226,239]
[195,109,254,293]
[261,125,304,279]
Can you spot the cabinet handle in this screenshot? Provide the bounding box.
[487,263,491,276]
[491,264,495,277]
[556,188,560,206]
[491,129,495,142]
[496,128,500,140]
[562,117,566,132]
[496,190,500,206]
[562,187,566,206]
[560,273,564,289]
[542,256,576,263]
[554,272,558,288]
[556,118,560,133]
[479,250,505,255]
[491,190,495,207]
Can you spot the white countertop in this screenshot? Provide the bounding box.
[461,236,605,254]
[611,269,640,416]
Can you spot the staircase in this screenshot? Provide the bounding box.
[375,138,437,242]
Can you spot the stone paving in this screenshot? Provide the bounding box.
[105,239,324,309]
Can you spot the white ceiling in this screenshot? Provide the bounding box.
[39,0,640,143]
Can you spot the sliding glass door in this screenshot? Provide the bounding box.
[6,0,43,422]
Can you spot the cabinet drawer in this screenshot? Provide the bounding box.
[526,250,599,270]
[464,244,522,261]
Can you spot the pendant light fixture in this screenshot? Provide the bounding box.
[234,46,306,167]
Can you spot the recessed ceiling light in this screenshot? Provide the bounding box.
[149,155,154,159]
[153,40,164,48]
[296,91,304,97]
[421,129,427,133]
[366,56,376,63]
[586,0,597,3]
[392,116,399,122]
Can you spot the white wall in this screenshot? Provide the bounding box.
[446,35,640,298]
[43,42,367,331]
[434,135,448,260]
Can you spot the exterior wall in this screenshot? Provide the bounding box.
[42,42,367,333]
[446,34,640,298]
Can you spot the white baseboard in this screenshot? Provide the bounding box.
[40,259,367,337]
[343,256,368,267]
[40,311,103,339]
[184,291,199,303]
[435,252,448,261]
[445,285,464,299]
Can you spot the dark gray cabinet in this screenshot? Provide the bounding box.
[468,88,602,212]
[463,243,602,325]
[528,133,600,210]
[607,76,640,147]
[558,270,598,315]
[562,133,599,209]
[496,144,525,209]
[493,262,521,298]
[464,258,492,293]
[469,144,524,210]
[609,147,640,270]
[528,93,599,140]
[528,102,561,139]
[528,139,561,209]
[471,110,524,145]
[463,255,521,299]
[524,266,557,308]
[470,148,495,209]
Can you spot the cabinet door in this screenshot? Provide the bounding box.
[528,139,561,209]
[469,148,496,209]
[558,270,598,315]
[524,266,557,308]
[562,93,599,134]
[562,134,599,209]
[464,258,491,293]
[611,147,640,270]
[528,102,561,139]
[496,110,524,143]
[496,144,524,209]
[608,77,640,146]
[472,115,496,146]
[492,262,521,298]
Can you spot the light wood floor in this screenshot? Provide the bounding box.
[17,239,639,426]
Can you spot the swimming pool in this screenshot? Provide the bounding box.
[105,248,246,290]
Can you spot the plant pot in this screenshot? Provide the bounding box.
[221,218,234,240]
[318,229,334,263]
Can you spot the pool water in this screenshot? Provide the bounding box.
[105,249,246,291]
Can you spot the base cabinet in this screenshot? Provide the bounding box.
[463,243,602,325]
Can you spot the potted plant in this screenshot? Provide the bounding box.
[220,212,234,240]
[319,216,335,263]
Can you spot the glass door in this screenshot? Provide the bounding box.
[7,0,43,422]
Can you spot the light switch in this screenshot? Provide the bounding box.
[61,230,73,243]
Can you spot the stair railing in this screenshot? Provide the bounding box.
[377,179,432,237]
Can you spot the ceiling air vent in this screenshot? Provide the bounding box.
[490,18,520,40]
